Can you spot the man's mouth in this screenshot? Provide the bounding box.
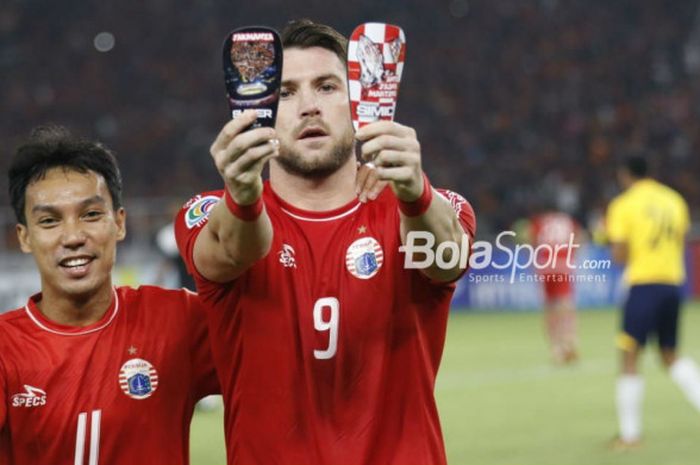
[298,127,328,140]
[58,255,96,277]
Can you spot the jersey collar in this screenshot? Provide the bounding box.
[24,287,120,336]
[267,184,361,222]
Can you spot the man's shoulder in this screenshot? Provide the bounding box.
[657,182,688,208]
[0,304,30,328]
[0,306,25,322]
[608,192,629,212]
[0,306,24,328]
[118,284,195,300]
[0,307,30,351]
[116,286,205,332]
[117,285,198,311]
[630,180,686,210]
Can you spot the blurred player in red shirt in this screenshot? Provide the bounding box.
[175,19,475,465]
[526,209,580,364]
[0,126,219,465]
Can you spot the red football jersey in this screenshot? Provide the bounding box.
[175,182,476,465]
[530,212,579,274]
[0,286,219,465]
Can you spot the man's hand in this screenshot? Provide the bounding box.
[355,121,424,202]
[192,111,277,283]
[355,161,388,203]
[210,110,279,205]
[356,120,472,282]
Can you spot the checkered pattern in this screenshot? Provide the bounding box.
[347,23,406,130]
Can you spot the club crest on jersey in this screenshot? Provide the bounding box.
[118,358,159,400]
[345,237,384,279]
[185,195,220,229]
[11,385,47,408]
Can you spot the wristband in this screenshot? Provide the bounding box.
[223,187,263,221]
[398,173,433,217]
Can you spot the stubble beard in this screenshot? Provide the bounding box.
[276,130,355,180]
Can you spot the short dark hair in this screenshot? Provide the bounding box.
[8,125,123,225]
[281,19,348,64]
[622,155,648,178]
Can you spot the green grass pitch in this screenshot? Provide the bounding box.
[190,302,700,464]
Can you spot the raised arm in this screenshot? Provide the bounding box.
[356,121,473,282]
[193,111,278,283]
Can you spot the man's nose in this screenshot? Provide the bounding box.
[61,220,87,249]
[298,89,321,118]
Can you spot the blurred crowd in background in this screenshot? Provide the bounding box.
[2,0,700,243]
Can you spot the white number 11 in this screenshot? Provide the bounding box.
[313,297,339,360]
[75,409,101,465]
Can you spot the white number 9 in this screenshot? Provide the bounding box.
[313,297,339,360]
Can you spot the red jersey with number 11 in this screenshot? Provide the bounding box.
[0,286,219,465]
[175,182,476,465]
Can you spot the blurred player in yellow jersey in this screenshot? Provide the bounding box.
[606,155,700,448]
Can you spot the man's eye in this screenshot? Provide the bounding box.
[319,83,336,92]
[280,89,292,98]
[38,217,58,226]
[84,211,104,220]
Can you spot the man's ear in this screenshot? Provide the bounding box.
[16,223,32,254]
[115,208,127,241]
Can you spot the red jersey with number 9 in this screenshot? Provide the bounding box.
[0,286,219,465]
[175,182,476,465]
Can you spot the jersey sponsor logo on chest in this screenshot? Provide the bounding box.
[346,236,384,279]
[11,384,47,408]
[118,358,159,400]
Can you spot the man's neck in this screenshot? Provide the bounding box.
[269,156,358,211]
[37,282,114,327]
[626,177,651,190]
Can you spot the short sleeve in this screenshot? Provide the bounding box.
[606,197,629,243]
[435,189,477,240]
[183,291,221,399]
[173,191,224,280]
[174,190,243,307]
[434,188,477,282]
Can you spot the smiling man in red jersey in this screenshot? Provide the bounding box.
[0,126,219,465]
